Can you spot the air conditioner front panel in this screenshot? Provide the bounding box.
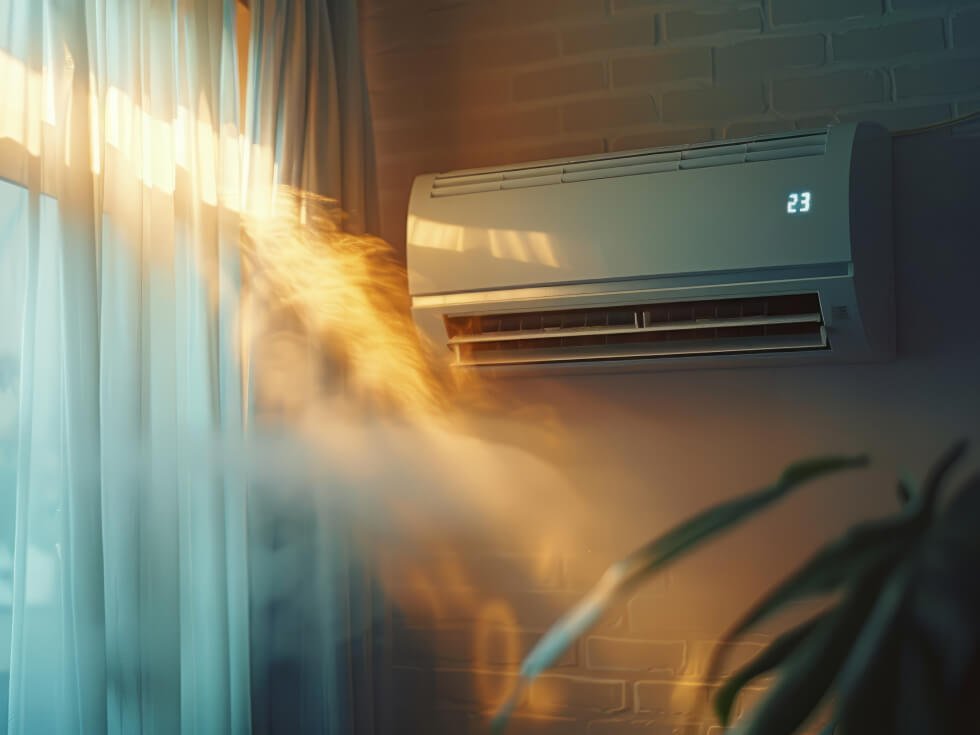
[408,128,856,296]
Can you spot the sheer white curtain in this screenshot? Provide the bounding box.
[244,0,376,227]
[243,3,386,734]
[0,0,250,732]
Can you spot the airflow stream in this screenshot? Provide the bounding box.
[407,122,894,374]
[444,294,828,367]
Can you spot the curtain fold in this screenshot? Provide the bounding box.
[245,0,377,233]
[0,0,251,732]
[0,0,383,732]
[243,2,387,734]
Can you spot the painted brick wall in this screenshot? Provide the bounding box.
[385,542,839,734]
[362,0,980,249]
[360,2,980,734]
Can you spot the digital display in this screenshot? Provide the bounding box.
[787,191,811,214]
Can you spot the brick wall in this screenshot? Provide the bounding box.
[360,1,980,733]
[383,532,836,734]
[362,0,980,249]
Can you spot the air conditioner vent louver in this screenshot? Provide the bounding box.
[430,131,828,197]
[444,293,828,367]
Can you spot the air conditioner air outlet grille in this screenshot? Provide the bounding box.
[444,293,828,367]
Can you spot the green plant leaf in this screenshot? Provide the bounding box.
[734,572,887,735]
[833,560,914,722]
[714,610,830,726]
[835,642,900,735]
[712,496,925,652]
[834,445,974,735]
[896,472,916,505]
[894,626,949,735]
[919,439,968,514]
[934,469,980,554]
[490,454,867,734]
[903,471,980,703]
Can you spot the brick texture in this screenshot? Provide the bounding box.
[362,0,980,723]
[772,69,889,113]
[563,20,656,55]
[373,106,561,154]
[609,127,714,151]
[530,675,627,713]
[662,84,766,122]
[611,0,668,13]
[586,637,686,673]
[515,62,608,101]
[503,713,584,735]
[421,75,513,113]
[562,95,658,132]
[364,0,972,242]
[715,35,825,82]
[833,19,946,61]
[611,48,712,88]
[664,7,762,41]
[368,31,561,84]
[725,119,797,137]
[633,681,709,718]
[771,0,882,26]
[684,640,765,679]
[895,57,980,98]
[589,721,700,735]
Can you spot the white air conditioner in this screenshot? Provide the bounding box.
[406,122,893,373]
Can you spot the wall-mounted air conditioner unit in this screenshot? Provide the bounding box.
[406,122,893,373]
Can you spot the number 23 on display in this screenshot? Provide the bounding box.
[787,191,811,214]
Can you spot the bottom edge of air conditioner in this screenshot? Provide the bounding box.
[453,344,892,377]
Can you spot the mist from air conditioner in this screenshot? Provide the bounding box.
[230,187,598,713]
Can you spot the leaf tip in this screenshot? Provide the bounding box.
[713,691,735,728]
[779,453,869,486]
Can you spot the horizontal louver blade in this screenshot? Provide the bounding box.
[444,293,829,367]
[455,330,828,367]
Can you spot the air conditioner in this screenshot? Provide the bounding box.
[406,122,893,373]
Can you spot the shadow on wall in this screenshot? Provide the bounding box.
[890,129,980,360]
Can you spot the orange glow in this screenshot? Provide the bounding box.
[1,33,603,719]
[473,601,520,706]
[240,186,476,417]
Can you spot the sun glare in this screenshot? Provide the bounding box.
[240,186,475,418]
[408,213,561,268]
